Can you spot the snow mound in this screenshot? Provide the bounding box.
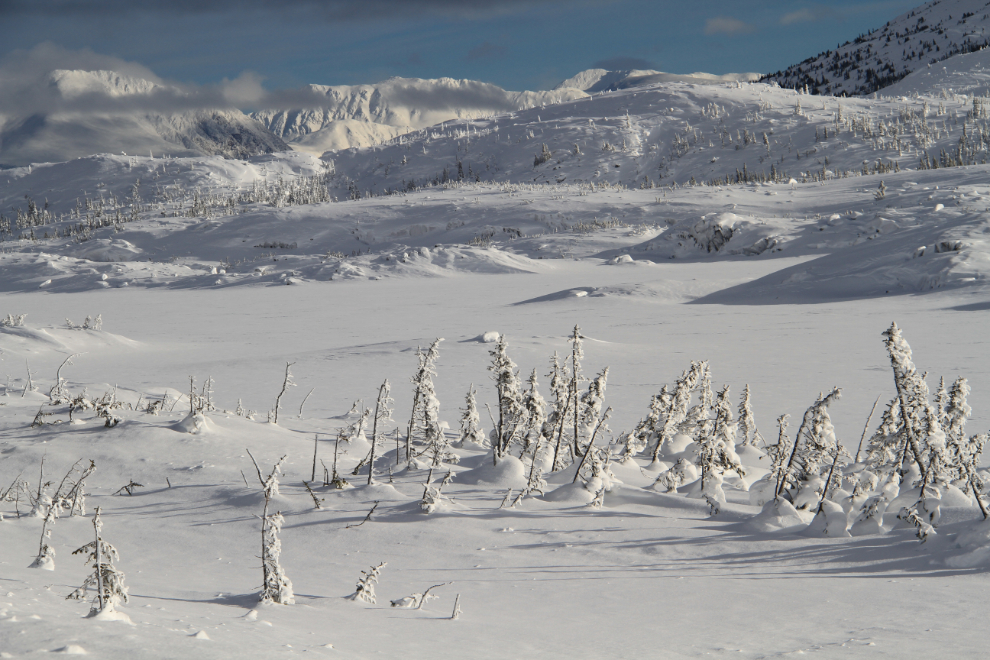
[801,501,851,538]
[457,455,527,488]
[335,483,408,502]
[52,645,88,655]
[172,412,214,434]
[746,498,813,533]
[543,480,598,504]
[945,521,990,568]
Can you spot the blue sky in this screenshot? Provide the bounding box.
[0,0,922,91]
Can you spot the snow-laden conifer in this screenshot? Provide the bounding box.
[406,339,443,460]
[488,335,526,463]
[567,325,587,459]
[682,362,714,434]
[650,361,706,463]
[454,384,486,447]
[736,384,763,447]
[943,377,971,476]
[544,351,574,470]
[577,367,608,456]
[521,369,547,458]
[776,388,842,500]
[697,386,744,514]
[67,507,128,615]
[624,385,671,457]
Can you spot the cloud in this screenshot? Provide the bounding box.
[0,43,338,116]
[0,0,566,20]
[780,6,838,25]
[465,41,508,61]
[703,17,754,36]
[591,56,657,71]
[385,79,516,112]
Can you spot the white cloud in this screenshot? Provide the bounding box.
[704,17,754,36]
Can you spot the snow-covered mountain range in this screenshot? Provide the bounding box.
[251,77,590,156]
[762,0,990,96]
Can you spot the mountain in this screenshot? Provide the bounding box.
[761,0,990,96]
[555,68,761,93]
[0,70,288,167]
[250,77,589,155]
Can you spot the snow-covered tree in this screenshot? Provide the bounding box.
[736,384,763,447]
[682,362,713,434]
[567,325,587,458]
[406,339,443,460]
[67,507,128,615]
[776,387,841,500]
[544,351,574,470]
[577,367,608,456]
[30,495,62,570]
[697,386,744,514]
[454,384,486,447]
[271,362,296,425]
[349,562,386,604]
[488,335,526,463]
[250,453,293,604]
[624,385,671,457]
[882,322,941,484]
[366,380,393,484]
[260,510,294,604]
[650,361,707,463]
[520,369,547,458]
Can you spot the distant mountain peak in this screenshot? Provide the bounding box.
[555,68,760,93]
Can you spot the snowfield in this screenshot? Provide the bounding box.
[5,26,990,660]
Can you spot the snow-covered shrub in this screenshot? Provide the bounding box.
[30,495,62,570]
[93,387,123,427]
[260,511,294,604]
[421,470,453,514]
[349,562,386,604]
[67,507,128,615]
[1,313,27,328]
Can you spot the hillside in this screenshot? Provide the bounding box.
[762,0,990,96]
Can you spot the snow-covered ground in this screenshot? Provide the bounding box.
[4,39,990,659]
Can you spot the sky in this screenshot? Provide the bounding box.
[0,0,923,94]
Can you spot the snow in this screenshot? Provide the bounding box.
[6,26,990,659]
